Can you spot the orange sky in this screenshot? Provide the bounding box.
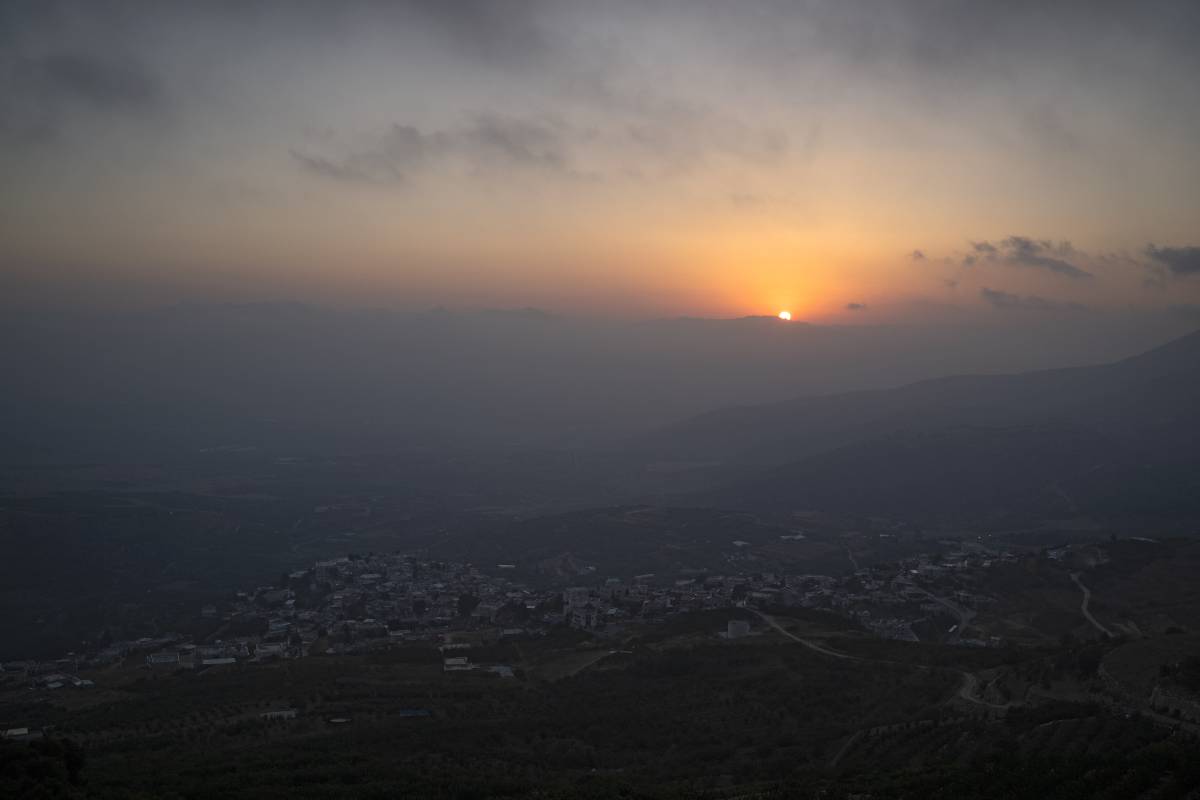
[2,2,1199,320]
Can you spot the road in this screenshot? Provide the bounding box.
[751,609,857,660]
[751,609,1007,711]
[1070,572,1114,638]
[909,584,975,642]
[828,730,862,768]
[845,547,861,572]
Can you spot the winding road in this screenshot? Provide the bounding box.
[752,609,1009,768]
[828,731,863,768]
[751,609,1008,711]
[752,609,857,660]
[845,547,861,573]
[1070,572,1114,638]
[908,584,975,642]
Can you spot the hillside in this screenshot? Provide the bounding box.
[645,328,1200,466]
[645,329,1200,518]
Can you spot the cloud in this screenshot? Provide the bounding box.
[293,115,576,184]
[613,100,790,176]
[1021,100,1084,154]
[294,102,789,186]
[999,236,1091,279]
[0,50,165,143]
[290,151,400,184]
[452,115,570,170]
[957,236,1091,279]
[400,0,552,69]
[1143,273,1167,290]
[845,302,867,311]
[559,63,793,174]
[980,287,1086,312]
[35,53,163,113]
[1145,244,1200,277]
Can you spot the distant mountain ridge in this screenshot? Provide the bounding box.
[5,304,1187,463]
[644,328,1200,463]
[644,329,1200,519]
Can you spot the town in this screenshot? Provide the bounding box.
[3,537,1029,693]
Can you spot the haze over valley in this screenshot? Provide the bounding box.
[3,2,1200,797]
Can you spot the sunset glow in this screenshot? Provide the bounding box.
[0,3,1197,321]
[4,7,1200,791]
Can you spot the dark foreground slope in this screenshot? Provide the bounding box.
[4,621,1198,799]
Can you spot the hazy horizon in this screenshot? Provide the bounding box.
[5,6,1200,791]
[3,300,1196,467]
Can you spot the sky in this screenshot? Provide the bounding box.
[2,0,1200,322]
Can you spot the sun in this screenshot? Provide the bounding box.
[777,310,792,321]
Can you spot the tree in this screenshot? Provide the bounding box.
[458,594,481,618]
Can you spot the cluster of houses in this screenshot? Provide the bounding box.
[0,632,179,683]
[2,543,1025,687]
[785,547,1016,644]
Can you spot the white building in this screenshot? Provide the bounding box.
[563,586,591,608]
[726,620,751,639]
